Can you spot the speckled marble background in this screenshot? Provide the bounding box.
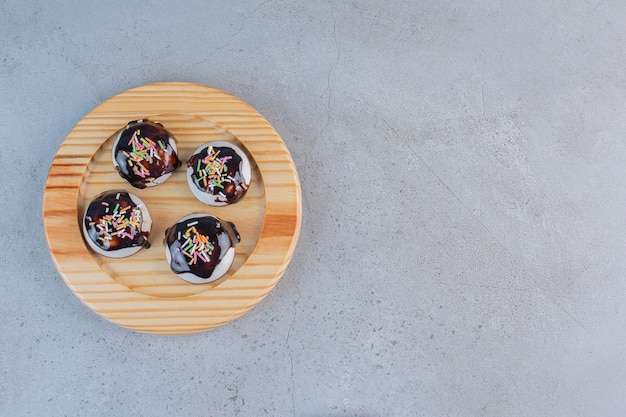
[2,1,626,416]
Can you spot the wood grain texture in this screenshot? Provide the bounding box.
[43,82,302,335]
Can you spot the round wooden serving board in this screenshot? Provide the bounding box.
[43,82,302,335]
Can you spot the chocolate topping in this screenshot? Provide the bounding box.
[187,145,248,204]
[84,191,150,252]
[112,120,180,189]
[164,215,240,280]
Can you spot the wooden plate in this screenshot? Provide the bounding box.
[43,82,302,335]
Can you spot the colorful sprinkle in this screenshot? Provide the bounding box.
[93,199,142,244]
[180,225,214,266]
[125,129,163,178]
[194,146,234,192]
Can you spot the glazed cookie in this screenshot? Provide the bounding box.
[164,213,240,284]
[83,190,152,258]
[186,141,251,206]
[112,119,181,188]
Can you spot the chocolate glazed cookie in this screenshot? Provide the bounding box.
[164,214,240,284]
[186,141,251,206]
[112,119,181,188]
[83,190,152,258]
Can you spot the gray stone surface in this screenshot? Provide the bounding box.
[2,0,626,415]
